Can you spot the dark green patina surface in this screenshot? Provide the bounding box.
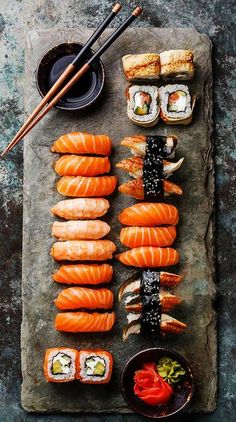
[0,1,235,421]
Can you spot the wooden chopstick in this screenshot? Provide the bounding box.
[0,3,122,158]
[3,6,142,156]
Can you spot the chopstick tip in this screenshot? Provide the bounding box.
[132,6,143,17]
[113,3,122,13]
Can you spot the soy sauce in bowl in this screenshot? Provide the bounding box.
[36,42,105,111]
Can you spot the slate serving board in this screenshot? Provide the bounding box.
[21,28,216,413]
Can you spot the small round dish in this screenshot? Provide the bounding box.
[36,42,105,111]
[121,347,194,419]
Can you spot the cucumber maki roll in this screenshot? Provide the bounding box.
[159,84,196,125]
[126,85,160,127]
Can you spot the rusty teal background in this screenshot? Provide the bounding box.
[0,1,235,421]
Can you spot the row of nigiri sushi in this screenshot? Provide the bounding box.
[50,202,180,265]
[118,270,187,340]
[51,132,184,200]
[117,134,183,200]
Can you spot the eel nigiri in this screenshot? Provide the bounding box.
[124,290,181,313]
[116,156,184,179]
[118,177,182,200]
[54,287,114,310]
[120,134,177,157]
[52,263,113,285]
[120,226,176,248]
[123,313,187,340]
[51,132,112,156]
[52,220,110,240]
[118,271,183,300]
[54,155,111,176]
[115,247,179,267]
[118,203,179,227]
[51,198,110,220]
[55,311,115,332]
[57,175,117,197]
[51,240,116,261]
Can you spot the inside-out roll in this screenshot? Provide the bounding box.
[160,49,195,80]
[126,85,160,127]
[159,84,196,124]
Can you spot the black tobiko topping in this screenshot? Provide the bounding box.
[140,270,161,334]
[143,136,166,200]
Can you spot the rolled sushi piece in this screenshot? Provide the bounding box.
[126,85,160,127]
[77,350,113,384]
[122,53,160,81]
[159,84,196,124]
[160,50,195,80]
[44,348,79,383]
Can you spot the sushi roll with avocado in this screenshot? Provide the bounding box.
[160,50,195,80]
[78,349,113,384]
[159,84,196,125]
[126,85,160,127]
[44,348,79,383]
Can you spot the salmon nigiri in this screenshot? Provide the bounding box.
[120,226,177,248]
[51,240,116,261]
[51,132,112,156]
[57,176,117,197]
[52,220,110,240]
[55,311,115,332]
[118,177,182,200]
[54,155,111,176]
[54,287,114,310]
[52,263,113,285]
[51,198,110,220]
[115,247,179,267]
[118,203,179,227]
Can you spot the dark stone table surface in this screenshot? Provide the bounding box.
[0,1,235,421]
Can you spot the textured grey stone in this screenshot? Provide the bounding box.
[21,27,216,414]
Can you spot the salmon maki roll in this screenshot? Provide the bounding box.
[118,177,182,200]
[120,226,177,248]
[55,311,115,332]
[51,240,116,261]
[54,155,111,177]
[51,132,112,156]
[51,198,110,220]
[44,348,79,383]
[115,246,179,267]
[118,203,179,227]
[52,263,113,285]
[57,175,117,197]
[54,287,114,310]
[77,350,113,383]
[52,220,110,241]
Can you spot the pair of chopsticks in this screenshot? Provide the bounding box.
[1,4,142,158]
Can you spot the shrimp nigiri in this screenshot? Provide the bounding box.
[54,155,111,176]
[52,220,110,240]
[118,203,179,227]
[52,263,113,285]
[51,198,110,220]
[54,287,114,310]
[51,240,116,261]
[51,132,111,156]
[57,175,117,197]
[115,247,179,267]
[120,226,176,248]
[55,311,115,332]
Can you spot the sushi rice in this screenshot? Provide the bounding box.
[78,351,112,383]
[159,84,192,120]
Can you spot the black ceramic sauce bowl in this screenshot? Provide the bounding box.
[36,42,105,111]
[121,347,194,419]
